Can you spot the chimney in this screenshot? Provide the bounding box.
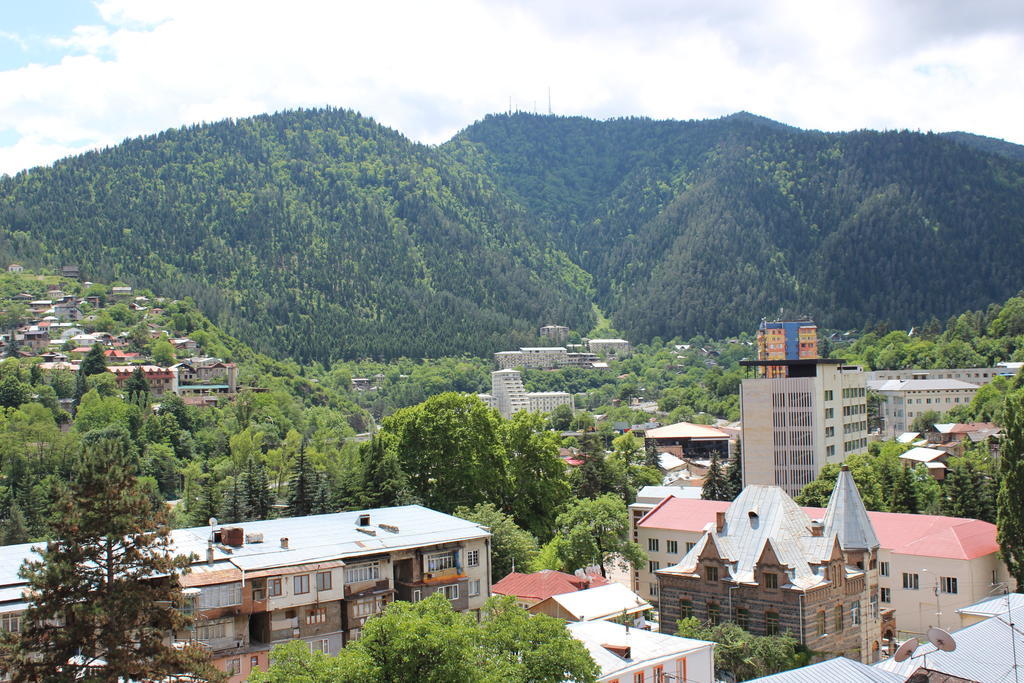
[716,511,726,533]
[206,545,215,564]
[810,520,824,537]
[358,513,371,526]
[840,464,850,472]
[280,537,289,549]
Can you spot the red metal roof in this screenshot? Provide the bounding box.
[491,569,609,601]
[639,497,997,560]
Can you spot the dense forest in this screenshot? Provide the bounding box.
[3,108,1024,362]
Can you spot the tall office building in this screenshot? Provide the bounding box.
[740,359,868,497]
[756,319,819,378]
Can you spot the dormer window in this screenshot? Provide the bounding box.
[705,566,719,582]
[764,572,778,589]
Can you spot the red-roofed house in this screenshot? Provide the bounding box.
[492,569,610,609]
[633,495,1013,639]
[106,365,178,397]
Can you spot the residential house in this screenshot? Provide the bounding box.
[657,469,884,663]
[174,358,240,395]
[587,338,632,358]
[643,421,731,461]
[0,505,492,683]
[539,325,569,345]
[106,365,178,397]
[59,265,80,279]
[110,286,133,298]
[52,300,82,322]
[567,620,716,683]
[491,569,609,610]
[868,378,980,437]
[6,264,22,273]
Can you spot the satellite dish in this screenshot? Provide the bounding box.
[208,517,218,527]
[894,637,918,662]
[927,627,957,652]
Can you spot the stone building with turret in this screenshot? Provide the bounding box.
[656,467,885,663]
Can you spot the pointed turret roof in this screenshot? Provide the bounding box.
[822,466,879,550]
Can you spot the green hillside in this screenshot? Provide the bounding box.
[0,109,594,362]
[3,108,1024,362]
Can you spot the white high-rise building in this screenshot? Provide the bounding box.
[479,369,573,419]
[740,359,868,497]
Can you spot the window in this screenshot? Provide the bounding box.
[686,542,696,552]
[871,593,879,619]
[764,572,778,589]
[251,655,260,670]
[816,611,826,636]
[679,599,693,619]
[707,602,720,625]
[633,673,644,683]
[227,658,241,675]
[347,562,381,584]
[196,618,230,642]
[835,604,844,631]
[268,577,282,597]
[705,566,719,582]
[648,538,660,552]
[940,577,958,594]
[765,611,780,636]
[667,540,678,554]
[441,584,459,600]
[0,613,20,633]
[467,550,480,567]
[903,572,919,590]
[412,590,422,603]
[879,561,889,577]
[199,582,242,609]
[294,574,310,595]
[354,597,384,618]
[736,608,749,630]
[428,551,458,573]
[851,601,861,626]
[309,639,328,653]
[316,571,333,592]
[824,390,833,401]
[881,587,891,603]
[825,407,834,418]
[306,607,327,625]
[649,561,660,573]
[469,579,481,597]
[653,665,665,683]
[251,578,267,601]
[650,583,659,597]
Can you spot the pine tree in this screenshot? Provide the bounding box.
[2,504,28,545]
[360,435,416,508]
[286,448,314,517]
[0,428,219,681]
[997,390,1024,586]
[312,471,332,515]
[725,444,744,499]
[125,366,150,407]
[190,472,222,527]
[79,343,107,377]
[890,465,919,514]
[220,476,246,524]
[243,457,272,521]
[702,452,731,501]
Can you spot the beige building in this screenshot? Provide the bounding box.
[478,369,572,418]
[587,338,632,358]
[539,325,569,345]
[868,378,980,437]
[635,495,1012,640]
[740,359,868,496]
[867,364,1022,387]
[494,346,568,369]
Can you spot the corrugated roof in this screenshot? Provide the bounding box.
[537,583,651,621]
[748,656,902,682]
[957,592,1024,618]
[875,614,1024,680]
[869,378,980,392]
[567,620,713,679]
[644,422,730,440]
[822,468,879,551]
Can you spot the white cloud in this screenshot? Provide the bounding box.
[1,0,1024,175]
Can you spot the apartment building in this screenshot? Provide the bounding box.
[493,347,568,370]
[587,338,632,358]
[867,363,1022,387]
[478,369,572,419]
[756,319,819,378]
[539,325,569,345]
[0,506,492,682]
[740,359,868,496]
[867,378,980,436]
[636,494,1011,640]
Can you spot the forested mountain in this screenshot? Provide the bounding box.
[0,109,595,362]
[3,108,1024,362]
[450,113,1024,341]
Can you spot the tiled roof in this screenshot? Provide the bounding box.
[491,569,608,601]
[641,497,997,561]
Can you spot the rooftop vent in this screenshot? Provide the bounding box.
[716,511,726,533]
[219,527,244,547]
[358,513,371,527]
[602,644,631,660]
[379,523,400,533]
[245,532,264,544]
[280,537,289,549]
[810,520,824,537]
[356,526,377,536]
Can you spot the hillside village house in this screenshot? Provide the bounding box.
[636,490,1011,642]
[0,506,492,682]
[492,569,610,609]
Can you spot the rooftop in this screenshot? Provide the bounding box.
[747,656,902,682]
[644,422,731,440]
[491,569,609,601]
[868,378,980,392]
[535,583,651,621]
[899,446,948,463]
[956,592,1024,619]
[567,620,714,679]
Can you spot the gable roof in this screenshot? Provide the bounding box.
[567,620,714,680]
[535,583,651,621]
[491,569,608,601]
[644,422,730,440]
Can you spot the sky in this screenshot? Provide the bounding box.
[1,0,1023,175]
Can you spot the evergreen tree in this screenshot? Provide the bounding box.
[890,465,920,514]
[997,390,1024,586]
[243,457,272,521]
[725,444,744,499]
[2,504,28,545]
[191,472,223,527]
[311,472,332,515]
[0,428,218,681]
[220,476,246,524]
[701,453,731,501]
[360,434,416,509]
[79,343,107,377]
[287,448,314,517]
[125,366,150,407]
